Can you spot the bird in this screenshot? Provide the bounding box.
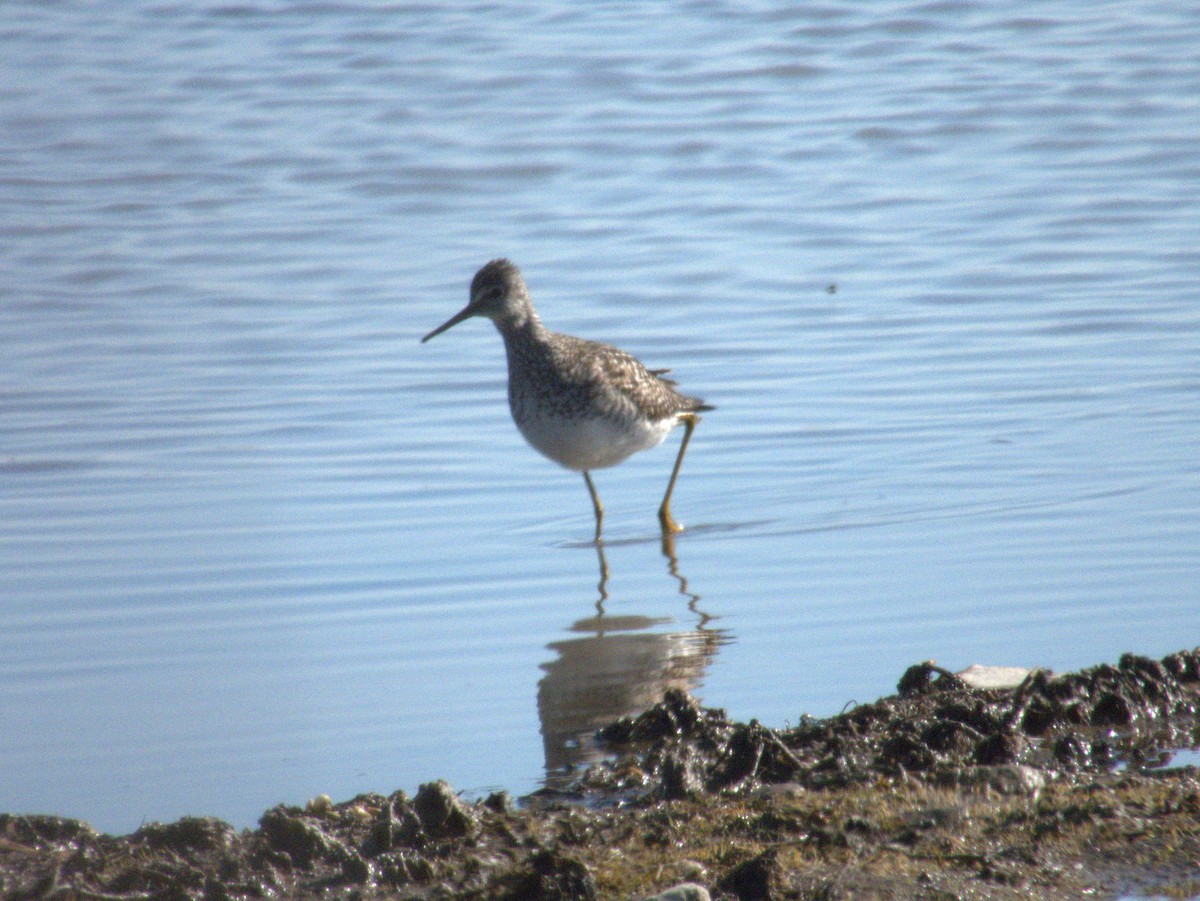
[421,259,712,539]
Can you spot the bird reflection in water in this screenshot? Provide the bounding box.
[537,535,729,789]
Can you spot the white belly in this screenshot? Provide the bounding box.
[513,409,676,471]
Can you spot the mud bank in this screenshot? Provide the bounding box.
[3,648,1199,900]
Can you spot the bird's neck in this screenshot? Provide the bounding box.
[492,302,549,347]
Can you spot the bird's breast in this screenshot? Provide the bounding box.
[508,391,675,471]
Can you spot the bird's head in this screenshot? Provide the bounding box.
[421,258,529,343]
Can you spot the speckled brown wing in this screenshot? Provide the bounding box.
[551,333,711,423]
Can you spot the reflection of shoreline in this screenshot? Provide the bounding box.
[537,538,730,787]
[537,621,726,783]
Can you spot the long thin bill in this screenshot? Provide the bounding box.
[421,304,475,343]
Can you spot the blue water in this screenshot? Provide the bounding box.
[2,2,1198,834]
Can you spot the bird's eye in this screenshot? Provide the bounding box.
[488,286,504,300]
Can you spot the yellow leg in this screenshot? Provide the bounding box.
[659,413,698,534]
[583,471,604,541]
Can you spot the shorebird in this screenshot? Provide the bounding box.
[422,259,712,538]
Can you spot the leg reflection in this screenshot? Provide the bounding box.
[593,538,610,610]
[661,526,715,629]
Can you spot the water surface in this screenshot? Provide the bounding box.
[2,1,1198,833]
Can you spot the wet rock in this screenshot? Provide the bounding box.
[204,873,237,901]
[304,793,334,816]
[659,748,705,800]
[258,807,332,868]
[365,793,398,854]
[500,847,596,901]
[1020,697,1058,736]
[718,849,777,900]
[1091,739,1115,768]
[339,849,370,884]
[897,661,966,696]
[360,789,431,856]
[375,850,435,887]
[1162,648,1200,682]
[1053,733,1088,768]
[880,729,936,771]
[485,790,516,814]
[1120,652,1166,682]
[134,816,234,853]
[0,814,96,847]
[707,722,765,789]
[921,718,975,755]
[946,698,1002,733]
[412,780,477,840]
[974,732,1021,765]
[1091,691,1133,727]
[602,688,713,745]
[645,882,711,901]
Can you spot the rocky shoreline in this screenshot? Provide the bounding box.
[3,648,1198,900]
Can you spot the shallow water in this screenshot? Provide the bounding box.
[2,1,1198,833]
